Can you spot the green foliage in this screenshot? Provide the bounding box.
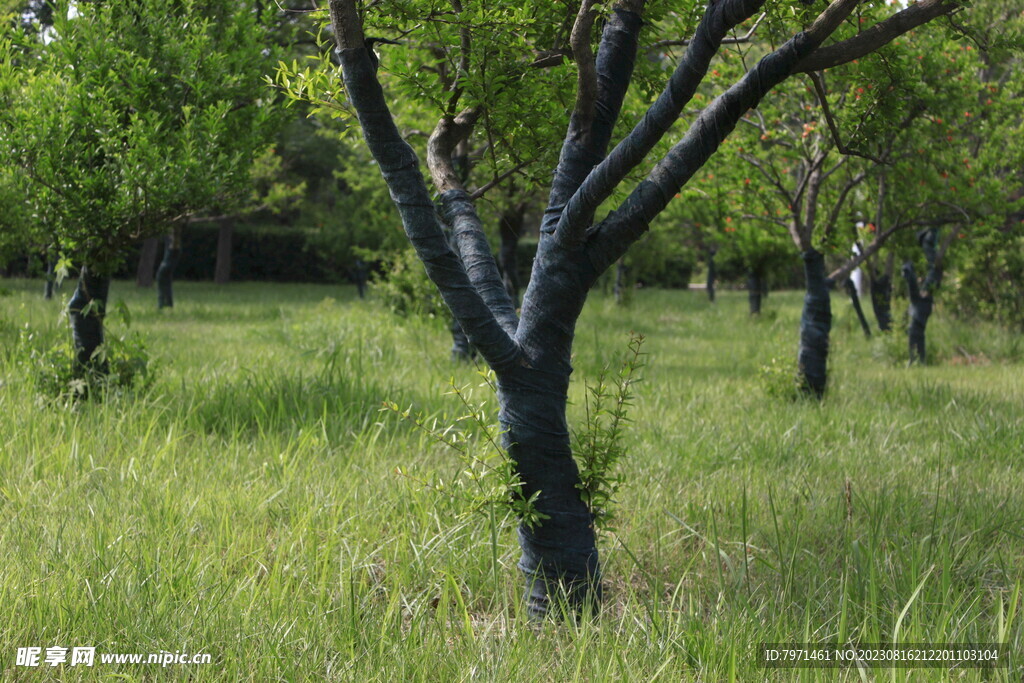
[573,332,645,534]
[369,246,448,322]
[20,302,154,402]
[759,355,801,402]
[387,372,546,531]
[0,0,286,271]
[949,233,1024,329]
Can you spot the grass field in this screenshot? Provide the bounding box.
[1,278,1021,681]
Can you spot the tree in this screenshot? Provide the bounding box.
[321,0,964,616]
[0,0,284,371]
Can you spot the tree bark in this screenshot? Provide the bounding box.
[450,318,475,361]
[156,227,182,309]
[614,258,628,304]
[869,269,893,333]
[747,270,762,315]
[498,365,598,619]
[68,266,110,375]
[797,249,831,398]
[43,256,56,300]
[845,278,872,339]
[903,261,932,364]
[135,237,159,287]
[214,220,233,285]
[706,248,717,303]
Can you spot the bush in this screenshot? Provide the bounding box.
[21,304,155,402]
[759,355,801,401]
[948,234,1024,330]
[369,247,448,321]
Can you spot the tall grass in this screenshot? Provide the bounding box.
[0,279,1020,680]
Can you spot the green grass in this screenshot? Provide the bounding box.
[1,279,1021,681]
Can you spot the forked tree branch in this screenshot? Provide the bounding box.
[555,0,767,243]
[538,3,644,240]
[793,0,962,74]
[428,108,519,334]
[809,72,889,165]
[328,0,519,369]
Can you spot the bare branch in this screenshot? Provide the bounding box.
[829,221,903,283]
[648,12,766,50]
[469,161,531,200]
[427,107,481,193]
[809,72,889,165]
[570,0,599,134]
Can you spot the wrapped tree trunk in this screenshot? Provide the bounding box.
[613,258,628,304]
[869,269,893,332]
[68,266,110,375]
[706,246,717,303]
[213,220,233,285]
[350,257,368,298]
[500,365,598,619]
[43,256,56,300]
[903,227,945,365]
[903,261,931,364]
[797,249,831,397]
[135,237,160,287]
[156,227,182,309]
[747,269,763,315]
[845,278,872,338]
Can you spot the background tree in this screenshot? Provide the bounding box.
[0,0,285,370]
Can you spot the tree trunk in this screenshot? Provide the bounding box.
[869,271,893,332]
[351,257,368,298]
[797,249,831,398]
[747,270,762,315]
[214,220,233,285]
[68,266,110,375]
[156,227,182,309]
[613,258,627,304]
[903,262,933,365]
[498,204,524,306]
[135,237,159,287]
[706,247,716,303]
[497,366,597,618]
[845,278,872,339]
[43,256,56,300]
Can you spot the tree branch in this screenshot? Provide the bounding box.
[329,0,519,369]
[555,0,766,243]
[828,221,903,283]
[585,0,877,273]
[538,4,644,241]
[793,0,962,74]
[809,71,889,165]
[570,0,599,136]
[648,12,766,49]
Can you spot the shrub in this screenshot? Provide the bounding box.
[21,302,155,402]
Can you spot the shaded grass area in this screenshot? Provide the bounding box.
[0,279,1021,680]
